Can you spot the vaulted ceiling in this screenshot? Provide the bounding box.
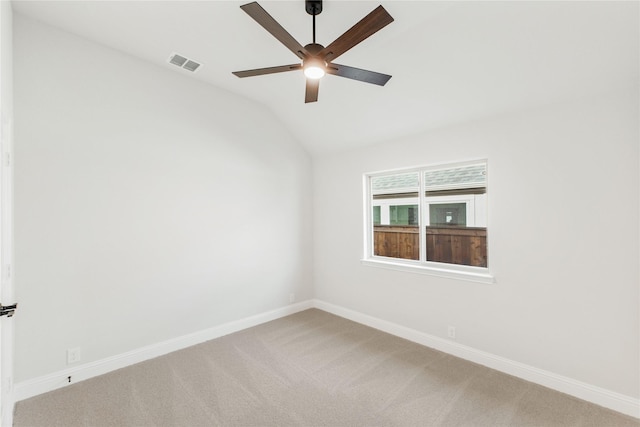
[11,1,639,154]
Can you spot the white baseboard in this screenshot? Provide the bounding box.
[313,299,640,419]
[13,299,639,420]
[13,300,313,403]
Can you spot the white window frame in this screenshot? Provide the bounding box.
[362,160,495,284]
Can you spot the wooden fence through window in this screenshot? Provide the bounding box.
[373,226,487,267]
[373,226,420,260]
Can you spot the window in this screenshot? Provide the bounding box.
[364,160,492,283]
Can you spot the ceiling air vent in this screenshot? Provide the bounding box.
[182,60,201,72]
[168,53,202,72]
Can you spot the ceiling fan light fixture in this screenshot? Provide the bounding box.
[304,65,325,79]
[303,57,326,79]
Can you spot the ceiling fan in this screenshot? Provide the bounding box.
[232,0,394,103]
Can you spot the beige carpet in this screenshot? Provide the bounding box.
[13,309,639,426]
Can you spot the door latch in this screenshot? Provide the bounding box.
[0,303,17,317]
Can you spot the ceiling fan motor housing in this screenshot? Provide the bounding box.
[305,0,322,16]
[304,43,324,56]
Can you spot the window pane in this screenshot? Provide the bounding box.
[424,164,486,192]
[424,164,487,267]
[390,205,418,225]
[371,172,419,260]
[429,203,466,226]
[372,173,419,195]
[373,206,381,225]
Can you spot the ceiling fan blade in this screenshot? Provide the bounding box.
[318,5,393,63]
[305,79,319,103]
[240,2,309,60]
[233,64,302,78]
[326,63,391,86]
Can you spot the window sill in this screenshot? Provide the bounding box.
[360,258,496,284]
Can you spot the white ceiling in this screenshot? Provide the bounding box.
[11,0,639,155]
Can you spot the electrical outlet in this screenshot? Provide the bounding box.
[447,326,456,339]
[67,347,81,365]
[289,293,295,304]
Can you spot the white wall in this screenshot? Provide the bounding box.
[13,15,313,382]
[0,0,14,424]
[313,93,639,399]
